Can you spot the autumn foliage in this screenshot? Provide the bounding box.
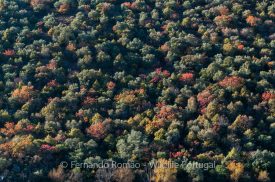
[179,73,194,82]
[219,76,244,88]
[246,15,260,26]
[86,122,106,140]
[3,49,15,56]
[0,0,274,181]
[262,92,275,101]
[227,161,245,181]
[57,3,70,14]
[12,86,34,102]
[153,159,177,182]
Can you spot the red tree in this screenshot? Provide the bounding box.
[262,92,275,101]
[86,122,106,140]
[179,73,194,82]
[219,76,244,88]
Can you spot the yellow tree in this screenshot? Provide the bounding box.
[113,167,135,182]
[227,161,244,182]
[258,171,270,182]
[48,165,66,182]
[153,159,177,182]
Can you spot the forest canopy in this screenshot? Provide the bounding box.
[0,0,274,181]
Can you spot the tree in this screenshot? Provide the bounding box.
[86,122,106,140]
[250,150,275,173]
[179,73,194,82]
[11,85,34,103]
[116,130,148,160]
[48,165,66,182]
[219,76,244,89]
[113,167,135,182]
[95,167,115,182]
[227,161,244,182]
[246,15,260,26]
[185,161,204,182]
[229,115,253,132]
[30,0,50,10]
[153,159,177,182]
[258,170,270,182]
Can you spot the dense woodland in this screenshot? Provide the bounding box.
[0,0,274,181]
